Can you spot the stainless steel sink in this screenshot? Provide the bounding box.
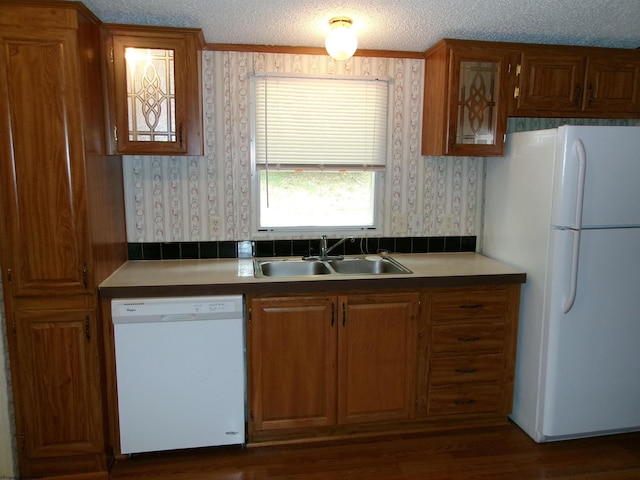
[254,256,412,278]
[327,257,411,275]
[258,260,332,277]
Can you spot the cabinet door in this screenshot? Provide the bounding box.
[0,28,91,297]
[338,293,419,424]
[584,55,640,114]
[515,52,586,113]
[446,49,508,156]
[249,296,337,431]
[11,300,105,474]
[106,28,203,155]
[422,40,509,157]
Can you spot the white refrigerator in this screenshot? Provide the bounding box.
[482,125,640,443]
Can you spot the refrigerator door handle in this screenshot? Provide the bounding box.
[562,139,587,313]
[571,139,587,229]
[563,229,581,314]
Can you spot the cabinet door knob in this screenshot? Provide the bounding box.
[342,302,346,327]
[575,83,583,105]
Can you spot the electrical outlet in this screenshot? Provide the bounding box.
[392,214,408,234]
[444,214,455,233]
[209,216,222,237]
[408,213,423,233]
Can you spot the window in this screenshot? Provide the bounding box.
[252,75,389,232]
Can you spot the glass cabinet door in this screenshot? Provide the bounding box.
[105,27,203,155]
[124,46,177,144]
[447,50,508,156]
[456,61,498,145]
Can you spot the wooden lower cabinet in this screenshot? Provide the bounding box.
[247,284,520,444]
[423,285,520,419]
[248,295,337,432]
[10,297,107,476]
[339,293,418,425]
[247,292,420,443]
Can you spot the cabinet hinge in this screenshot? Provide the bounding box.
[113,125,118,142]
[515,64,521,76]
[109,46,114,63]
[247,308,252,323]
[6,268,11,284]
[249,409,254,421]
[513,86,520,99]
[82,263,88,289]
[85,316,91,341]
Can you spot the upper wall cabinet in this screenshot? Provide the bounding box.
[509,45,640,117]
[422,39,510,157]
[422,39,640,156]
[102,25,204,155]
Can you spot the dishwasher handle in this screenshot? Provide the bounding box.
[161,314,198,322]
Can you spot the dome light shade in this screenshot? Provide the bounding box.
[325,17,357,61]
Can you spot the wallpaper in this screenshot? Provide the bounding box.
[0,275,15,477]
[123,51,483,242]
[122,51,640,243]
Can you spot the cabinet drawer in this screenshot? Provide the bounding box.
[429,354,504,385]
[431,322,505,355]
[427,384,502,415]
[431,288,508,320]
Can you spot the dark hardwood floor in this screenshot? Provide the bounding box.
[109,423,640,479]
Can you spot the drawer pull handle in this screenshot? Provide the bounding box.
[457,336,480,342]
[459,304,482,309]
[455,368,478,374]
[454,399,476,406]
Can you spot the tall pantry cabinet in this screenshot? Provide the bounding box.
[0,2,127,477]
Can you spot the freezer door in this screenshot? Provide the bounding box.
[552,126,640,229]
[540,227,640,439]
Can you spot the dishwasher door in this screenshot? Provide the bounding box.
[112,296,245,454]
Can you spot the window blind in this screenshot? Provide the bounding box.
[254,75,389,170]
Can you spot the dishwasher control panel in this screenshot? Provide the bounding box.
[112,296,244,324]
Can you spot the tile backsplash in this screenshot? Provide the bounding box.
[127,236,477,260]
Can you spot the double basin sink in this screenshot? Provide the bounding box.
[254,255,412,278]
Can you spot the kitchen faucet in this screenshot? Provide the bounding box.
[305,235,355,261]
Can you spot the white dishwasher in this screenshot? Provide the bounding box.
[111,295,245,454]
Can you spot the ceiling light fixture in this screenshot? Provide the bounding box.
[325,17,358,61]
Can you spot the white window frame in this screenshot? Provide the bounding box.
[250,73,390,235]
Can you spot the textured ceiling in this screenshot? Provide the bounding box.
[76,0,640,52]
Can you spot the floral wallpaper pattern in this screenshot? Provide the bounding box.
[123,51,483,242]
[122,51,639,243]
[0,275,15,477]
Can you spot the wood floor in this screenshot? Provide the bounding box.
[109,423,640,479]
